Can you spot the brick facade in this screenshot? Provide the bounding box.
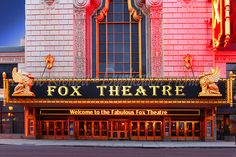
[25,0,235,79]
[25,0,74,78]
[162,0,213,78]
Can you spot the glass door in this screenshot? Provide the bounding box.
[171,122,177,136]
[78,121,85,137]
[147,122,154,140]
[111,121,128,139]
[154,122,161,137]
[86,121,92,137]
[101,121,108,137]
[64,121,68,136]
[139,122,146,139]
[56,121,62,136]
[48,121,54,136]
[178,122,185,137]
[194,122,200,137]
[186,122,193,137]
[41,121,47,136]
[94,122,100,136]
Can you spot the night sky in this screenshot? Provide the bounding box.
[0,0,25,46]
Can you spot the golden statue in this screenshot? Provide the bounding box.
[12,67,35,97]
[198,67,222,97]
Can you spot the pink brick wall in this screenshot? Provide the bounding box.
[162,0,213,78]
[25,0,74,78]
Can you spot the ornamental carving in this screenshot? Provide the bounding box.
[96,0,110,22]
[146,0,162,8]
[74,0,89,8]
[74,0,101,78]
[128,0,142,21]
[12,67,35,97]
[198,67,222,97]
[135,0,149,15]
[149,6,162,77]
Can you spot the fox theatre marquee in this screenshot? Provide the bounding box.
[2,68,234,141]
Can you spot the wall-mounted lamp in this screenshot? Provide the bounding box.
[184,54,195,77]
[8,106,13,111]
[41,54,55,78]
[184,54,192,69]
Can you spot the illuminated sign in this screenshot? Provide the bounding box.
[9,79,226,100]
[40,109,200,116]
[212,0,231,48]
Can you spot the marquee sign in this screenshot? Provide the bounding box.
[212,0,231,48]
[8,79,227,99]
[40,109,200,116]
[2,68,233,106]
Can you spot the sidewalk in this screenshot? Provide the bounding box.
[0,139,235,148]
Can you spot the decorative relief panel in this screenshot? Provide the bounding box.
[74,6,86,78]
[146,0,163,77]
[73,0,101,78]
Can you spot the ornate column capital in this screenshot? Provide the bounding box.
[146,0,162,8]
[74,0,89,9]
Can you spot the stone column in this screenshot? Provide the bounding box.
[73,0,89,78]
[73,0,101,78]
[146,0,163,77]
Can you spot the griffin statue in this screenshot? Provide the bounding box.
[198,67,222,97]
[12,67,35,97]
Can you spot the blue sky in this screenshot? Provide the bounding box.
[0,0,25,46]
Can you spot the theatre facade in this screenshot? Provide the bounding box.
[2,0,236,141]
[2,70,233,141]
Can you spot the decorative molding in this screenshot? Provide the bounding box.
[74,0,89,9]
[128,0,142,21]
[74,9,86,78]
[135,0,149,15]
[146,0,162,8]
[96,0,110,22]
[149,6,163,77]
[73,0,102,78]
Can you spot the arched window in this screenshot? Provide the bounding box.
[92,0,146,78]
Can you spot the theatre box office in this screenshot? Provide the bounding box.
[2,67,234,141]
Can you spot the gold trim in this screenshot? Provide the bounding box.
[138,19,142,78]
[96,0,110,22]
[130,13,132,78]
[2,72,6,106]
[4,78,229,105]
[96,18,100,78]
[198,67,222,97]
[229,71,235,107]
[7,99,228,105]
[224,0,230,47]
[127,0,142,22]
[212,0,223,48]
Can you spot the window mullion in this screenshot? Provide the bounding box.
[105,15,108,78]
[129,14,132,78]
[138,19,142,78]
[96,19,99,78]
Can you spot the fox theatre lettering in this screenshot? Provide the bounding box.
[47,85,185,97]
[9,77,227,100]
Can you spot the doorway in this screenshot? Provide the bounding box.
[110,120,129,140]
